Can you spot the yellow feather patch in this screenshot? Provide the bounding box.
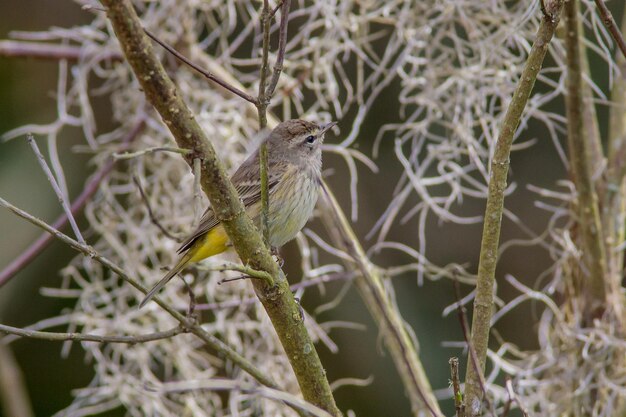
[188,225,230,263]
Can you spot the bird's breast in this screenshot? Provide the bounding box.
[267,170,320,248]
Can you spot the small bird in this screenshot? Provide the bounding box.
[140,119,335,307]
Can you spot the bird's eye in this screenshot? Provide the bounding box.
[305,135,316,144]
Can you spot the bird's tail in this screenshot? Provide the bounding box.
[139,253,192,308]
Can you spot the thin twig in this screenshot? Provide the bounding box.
[259,140,270,243]
[192,158,203,227]
[113,146,190,160]
[257,0,273,242]
[83,3,340,412]
[0,195,280,390]
[132,176,179,241]
[26,134,85,245]
[269,1,284,19]
[156,379,334,417]
[218,275,250,285]
[505,378,529,417]
[182,278,197,319]
[449,357,464,417]
[265,0,292,99]
[211,262,275,283]
[193,271,356,311]
[0,120,144,287]
[593,0,626,60]
[0,323,183,344]
[144,29,257,105]
[257,0,272,128]
[464,2,565,414]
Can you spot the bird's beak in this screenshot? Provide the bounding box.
[320,121,337,134]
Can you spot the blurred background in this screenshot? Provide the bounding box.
[0,1,623,416]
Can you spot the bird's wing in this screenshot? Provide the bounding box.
[176,153,284,254]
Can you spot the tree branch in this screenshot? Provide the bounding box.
[593,0,626,60]
[0,323,183,344]
[144,29,258,105]
[159,41,443,416]
[0,195,280,390]
[257,0,273,241]
[564,0,607,306]
[605,0,626,314]
[101,2,339,414]
[0,120,144,288]
[27,134,85,245]
[132,175,180,241]
[141,25,443,415]
[319,183,443,417]
[463,2,565,415]
[265,0,291,99]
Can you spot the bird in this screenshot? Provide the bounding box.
[139,119,335,307]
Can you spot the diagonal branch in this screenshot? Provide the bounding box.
[266,0,292,99]
[144,29,258,105]
[593,0,626,60]
[0,120,145,287]
[257,0,273,240]
[564,0,607,306]
[319,182,443,417]
[101,1,340,414]
[605,0,626,319]
[0,323,183,344]
[27,134,85,245]
[463,2,565,415]
[164,34,442,417]
[0,196,278,390]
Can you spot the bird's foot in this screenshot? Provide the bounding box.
[271,246,284,267]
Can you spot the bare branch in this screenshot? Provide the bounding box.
[0,195,280,391]
[211,261,275,283]
[132,175,180,241]
[144,29,258,105]
[319,182,443,417]
[505,379,529,417]
[257,0,273,241]
[593,0,626,60]
[452,278,494,417]
[464,2,565,414]
[156,379,334,417]
[101,2,340,414]
[0,323,183,344]
[564,0,607,305]
[265,0,292,99]
[257,0,272,128]
[27,134,85,245]
[113,146,190,160]
[0,120,143,287]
